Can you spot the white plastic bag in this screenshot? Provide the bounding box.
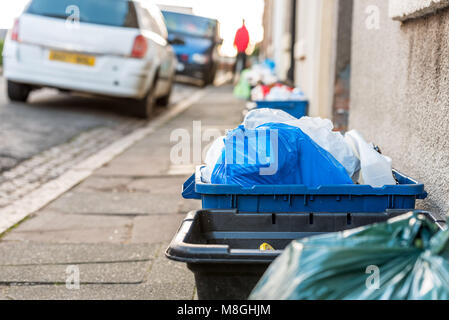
[201,136,225,183]
[243,64,278,86]
[265,86,292,101]
[243,108,297,130]
[285,117,360,177]
[289,88,307,101]
[251,85,265,101]
[344,130,396,187]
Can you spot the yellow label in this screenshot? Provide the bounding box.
[49,50,96,67]
[259,243,275,251]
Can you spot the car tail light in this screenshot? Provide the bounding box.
[180,54,189,62]
[131,35,147,58]
[11,19,20,42]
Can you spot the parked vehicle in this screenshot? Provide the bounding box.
[2,0,177,118]
[161,10,222,86]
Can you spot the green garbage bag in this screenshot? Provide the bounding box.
[233,69,251,100]
[250,212,449,300]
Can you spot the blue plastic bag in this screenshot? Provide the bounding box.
[211,123,353,187]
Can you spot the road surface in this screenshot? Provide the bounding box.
[0,77,199,172]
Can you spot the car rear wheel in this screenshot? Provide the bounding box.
[132,83,156,119]
[156,76,174,107]
[7,81,31,103]
[202,65,217,87]
[206,65,217,85]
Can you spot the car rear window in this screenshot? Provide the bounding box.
[162,11,216,38]
[26,0,138,28]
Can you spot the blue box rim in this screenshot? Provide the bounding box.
[193,166,426,197]
[254,100,309,103]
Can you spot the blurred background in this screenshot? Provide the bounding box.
[0,0,265,58]
[0,0,267,174]
[0,0,355,174]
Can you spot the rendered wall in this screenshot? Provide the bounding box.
[350,0,449,216]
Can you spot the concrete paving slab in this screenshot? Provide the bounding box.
[126,176,187,194]
[120,135,174,154]
[170,104,243,128]
[0,260,150,284]
[0,287,10,300]
[0,242,159,265]
[177,200,202,215]
[1,284,143,300]
[130,215,184,244]
[106,142,173,158]
[0,243,194,299]
[95,157,171,177]
[76,177,134,193]
[46,192,183,215]
[1,280,194,300]
[2,211,133,243]
[0,84,240,299]
[76,175,188,195]
[145,242,195,300]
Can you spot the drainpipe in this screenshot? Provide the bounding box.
[287,0,297,84]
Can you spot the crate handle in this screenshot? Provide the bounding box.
[182,173,201,199]
[416,191,428,200]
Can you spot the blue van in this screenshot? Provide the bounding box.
[162,11,222,85]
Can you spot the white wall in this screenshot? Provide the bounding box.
[294,0,337,118]
[271,0,291,80]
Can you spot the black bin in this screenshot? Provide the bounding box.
[166,209,445,300]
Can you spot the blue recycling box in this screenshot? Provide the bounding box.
[182,166,427,213]
[255,100,308,118]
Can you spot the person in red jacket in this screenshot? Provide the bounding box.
[234,20,250,77]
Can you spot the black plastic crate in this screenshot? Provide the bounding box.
[166,209,444,300]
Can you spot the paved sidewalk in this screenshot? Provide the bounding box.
[0,85,244,300]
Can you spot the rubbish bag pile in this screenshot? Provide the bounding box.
[201,108,396,188]
[233,69,252,100]
[243,60,278,87]
[251,83,306,102]
[233,60,278,100]
[234,60,307,103]
[249,211,449,300]
[210,123,353,187]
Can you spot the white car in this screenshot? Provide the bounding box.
[2,0,177,118]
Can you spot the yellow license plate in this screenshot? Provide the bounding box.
[49,51,96,66]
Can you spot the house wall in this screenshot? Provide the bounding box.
[261,0,274,60]
[294,0,338,119]
[272,0,292,80]
[350,0,449,216]
[332,0,353,132]
[261,0,292,80]
[389,0,449,21]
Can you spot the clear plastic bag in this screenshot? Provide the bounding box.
[243,108,297,130]
[201,136,225,183]
[345,130,396,187]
